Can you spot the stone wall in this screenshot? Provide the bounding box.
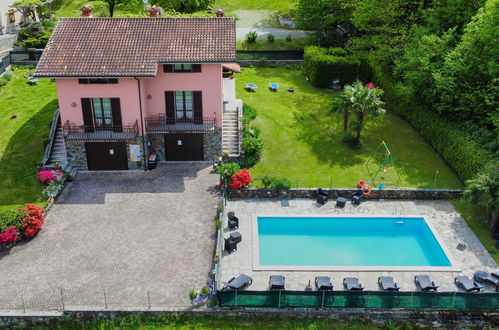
[204,128,222,162]
[227,188,463,200]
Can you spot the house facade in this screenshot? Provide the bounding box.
[34,17,241,171]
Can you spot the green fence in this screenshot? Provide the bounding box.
[218,291,499,310]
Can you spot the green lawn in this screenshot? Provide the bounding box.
[237,38,313,50]
[237,67,462,189]
[0,68,57,205]
[214,0,294,12]
[451,200,499,264]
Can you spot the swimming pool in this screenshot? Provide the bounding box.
[254,216,454,271]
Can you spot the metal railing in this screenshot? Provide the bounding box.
[9,49,43,65]
[40,109,60,167]
[62,120,139,141]
[145,116,216,133]
[0,54,11,75]
[218,290,499,310]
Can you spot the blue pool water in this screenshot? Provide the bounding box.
[257,217,451,267]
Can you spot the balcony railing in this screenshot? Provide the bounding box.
[63,120,139,141]
[145,116,216,133]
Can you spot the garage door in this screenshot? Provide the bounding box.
[165,133,204,161]
[85,142,128,170]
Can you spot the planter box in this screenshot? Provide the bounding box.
[277,15,296,29]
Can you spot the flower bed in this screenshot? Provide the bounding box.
[0,204,45,250]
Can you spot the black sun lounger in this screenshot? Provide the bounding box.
[378,276,400,291]
[222,274,253,290]
[455,275,482,292]
[474,271,499,286]
[414,275,439,292]
[269,275,285,290]
[344,277,364,291]
[315,276,333,290]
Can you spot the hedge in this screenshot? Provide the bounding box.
[367,59,492,181]
[304,46,360,88]
[0,205,23,231]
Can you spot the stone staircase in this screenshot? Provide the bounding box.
[47,122,68,168]
[222,109,240,156]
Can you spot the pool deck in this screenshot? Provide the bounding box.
[219,199,498,293]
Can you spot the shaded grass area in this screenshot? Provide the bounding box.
[214,0,294,12]
[0,69,57,205]
[237,67,462,188]
[451,200,499,264]
[52,0,147,17]
[237,38,313,50]
[44,313,384,329]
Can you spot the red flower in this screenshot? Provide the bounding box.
[20,204,44,238]
[0,226,19,244]
[229,169,252,190]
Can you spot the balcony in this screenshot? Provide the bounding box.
[145,116,216,134]
[63,120,139,142]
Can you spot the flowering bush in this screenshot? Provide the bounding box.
[0,226,19,245]
[37,170,64,185]
[42,182,63,199]
[20,204,44,238]
[229,169,252,189]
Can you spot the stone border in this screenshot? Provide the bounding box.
[227,188,463,200]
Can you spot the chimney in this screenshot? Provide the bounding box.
[81,4,93,18]
[216,8,224,17]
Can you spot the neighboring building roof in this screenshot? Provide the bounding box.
[222,63,241,73]
[34,17,236,78]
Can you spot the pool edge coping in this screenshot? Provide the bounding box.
[251,214,460,272]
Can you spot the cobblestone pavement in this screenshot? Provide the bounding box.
[220,199,498,293]
[0,164,219,311]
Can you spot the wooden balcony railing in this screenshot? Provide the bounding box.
[63,120,139,141]
[145,116,216,133]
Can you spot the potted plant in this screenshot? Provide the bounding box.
[199,286,210,298]
[214,254,220,263]
[188,290,197,302]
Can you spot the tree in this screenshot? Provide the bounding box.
[331,97,352,133]
[341,80,385,145]
[462,162,499,227]
[293,0,354,46]
[422,0,486,34]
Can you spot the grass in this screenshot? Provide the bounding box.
[451,200,499,264]
[214,0,294,12]
[237,67,462,189]
[237,38,313,50]
[0,68,57,205]
[52,0,147,18]
[45,313,386,329]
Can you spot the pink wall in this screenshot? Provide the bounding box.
[56,78,143,131]
[143,64,223,126]
[55,63,223,131]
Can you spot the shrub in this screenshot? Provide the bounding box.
[304,46,360,88]
[188,290,197,300]
[20,204,44,238]
[267,33,275,43]
[229,169,252,189]
[261,175,292,189]
[215,162,241,185]
[0,205,23,231]
[0,226,19,245]
[215,220,222,230]
[199,286,210,296]
[245,31,257,43]
[240,131,264,168]
[242,104,257,124]
[286,34,292,42]
[42,182,63,199]
[0,74,12,87]
[38,170,64,185]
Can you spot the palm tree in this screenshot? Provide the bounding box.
[330,98,351,132]
[342,80,386,144]
[462,162,499,227]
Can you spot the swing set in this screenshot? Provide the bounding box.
[365,141,401,187]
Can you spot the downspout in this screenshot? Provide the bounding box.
[135,77,148,171]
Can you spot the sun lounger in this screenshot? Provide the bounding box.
[246,83,257,92]
[414,275,439,292]
[315,276,333,291]
[269,83,279,91]
[344,277,364,291]
[269,275,285,290]
[474,271,499,286]
[378,276,400,291]
[222,274,253,290]
[27,77,39,85]
[455,275,482,292]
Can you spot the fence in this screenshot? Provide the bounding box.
[0,54,10,75]
[217,290,499,310]
[236,50,303,61]
[9,49,43,65]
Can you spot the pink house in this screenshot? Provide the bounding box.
[34,16,242,171]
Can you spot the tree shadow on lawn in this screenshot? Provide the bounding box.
[0,100,57,205]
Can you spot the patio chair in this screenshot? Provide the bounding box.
[455,275,482,292]
[378,276,400,291]
[246,83,257,92]
[227,211,239,230]
[269,275,285,290]
[222,274,253,290]
[224,238,237,254]
[317,188,328,205]
[414,275,439,292]
[344,277,364,291]
[269,83,279,91]
[315,276,333,291]
[473,271,499,286]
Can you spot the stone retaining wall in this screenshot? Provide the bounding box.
[227,188,463,200]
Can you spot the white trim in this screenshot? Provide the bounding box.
[251,214,459,272]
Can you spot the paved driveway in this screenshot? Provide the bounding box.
[0,164,219,311]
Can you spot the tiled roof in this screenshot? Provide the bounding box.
[34,17,236,78]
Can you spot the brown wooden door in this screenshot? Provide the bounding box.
[165,134,204,161]
[85,142,128,170]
